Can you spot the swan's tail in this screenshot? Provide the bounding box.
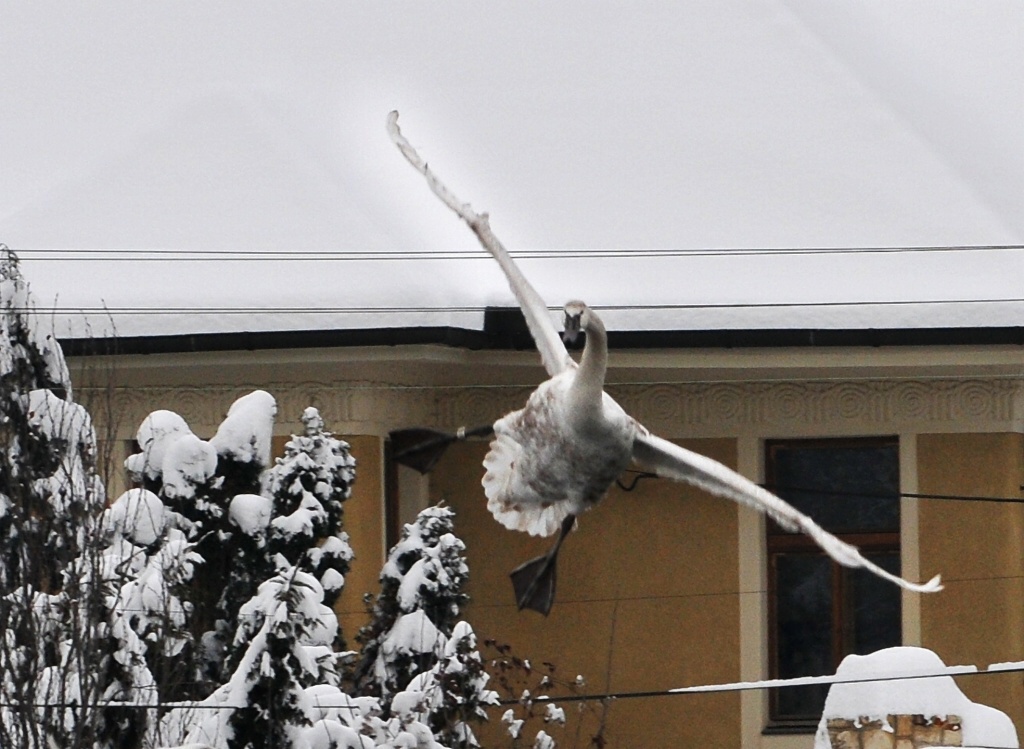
[482,431,573,538]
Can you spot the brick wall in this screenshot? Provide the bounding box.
[825,715,962,748]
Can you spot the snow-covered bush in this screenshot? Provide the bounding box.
[125,391,279,686]
[123,396,363,719]
[353,506,506,749]
[101,490,204,699]
[485,640,584,749]
[402,621,499,747]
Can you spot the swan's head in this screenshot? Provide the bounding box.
[562,300,590,344]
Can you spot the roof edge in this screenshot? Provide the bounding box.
[59,308,1024,356]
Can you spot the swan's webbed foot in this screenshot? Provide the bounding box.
[511,552,559,615]
[509,514,575,616]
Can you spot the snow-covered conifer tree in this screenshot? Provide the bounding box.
[0,248,97,592]
[181,567,340,749]
[354,505,469,705]
[126,391,278,686]
[401,621,499,748]
[0,247,161,748]
[263,407,355,612]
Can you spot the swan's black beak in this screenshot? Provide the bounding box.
[562,312,582,345]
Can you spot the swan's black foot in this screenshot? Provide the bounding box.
[510,553,558,616]
[510,514,574,615]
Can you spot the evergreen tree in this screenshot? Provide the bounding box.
[264,407,355,610]
[183,567,339,749]
[403,621,499,748]
[0,247,157,748]
[0,247,94,592]
[125,390,278,687]
[354,506,469,705]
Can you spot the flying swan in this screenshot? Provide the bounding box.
[386,111,942,615]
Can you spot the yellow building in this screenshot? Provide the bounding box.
[68,316,1024,748]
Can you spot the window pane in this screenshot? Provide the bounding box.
[770,442,899,533]
[773,554,832,720]
[849,552,901,655]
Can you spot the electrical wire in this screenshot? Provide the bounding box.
[0,661,1021,712]
[616,469,1024,505]
[8,243,1024,261]
[11,296,1024,317]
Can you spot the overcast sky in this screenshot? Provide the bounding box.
[0,1,1021,336]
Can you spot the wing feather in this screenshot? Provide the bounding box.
[631,432,942,594]
[387,111,571,376]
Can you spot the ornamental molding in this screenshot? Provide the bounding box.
[79,377,1024,438]
[610,378,1024,435]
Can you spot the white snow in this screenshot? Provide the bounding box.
[126,410,193,482]
[228,493,272,537]
[209,390,276,466]
[814,647,1018,749]
[25,389,94,448]
[319,567,344,593]
[381,610,443,662]
[104,488,167,546]
[543,703,565,726]
[160,433,218,500]
[502,709,524,739]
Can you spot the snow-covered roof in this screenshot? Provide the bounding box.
[1,2,1021,340]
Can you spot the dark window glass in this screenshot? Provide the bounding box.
[773,554,833,720]
[769,443,899,533]
[766,438,901,729]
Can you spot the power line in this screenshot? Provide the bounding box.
[13,297,1024,317]
[1,661,1021,712]
[616,470,1024,504]
[760,483,1024,505]
[8,243,1024,261]
[518,662,1024,707]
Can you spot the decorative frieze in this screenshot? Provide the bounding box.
[612,379,1023,434]
[78,377,1024,439]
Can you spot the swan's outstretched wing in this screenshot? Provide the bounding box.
[387,111,572,376]
[631,431,942,594]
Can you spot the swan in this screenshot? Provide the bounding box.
[387,111,942,615]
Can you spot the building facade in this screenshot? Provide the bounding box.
[70,329,1024,747]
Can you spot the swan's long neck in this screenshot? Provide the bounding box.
[571,308,608,417]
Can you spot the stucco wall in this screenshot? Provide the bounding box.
[332,434,385,641]
[432,438,743,747]
[918,432,1024,734]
